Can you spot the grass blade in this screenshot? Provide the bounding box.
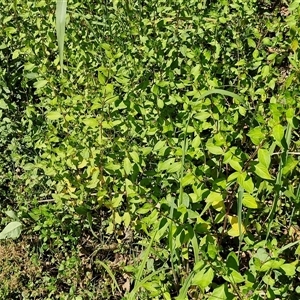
[265,123,293,241]
[56,0,67,74]
[95,260,121,294]
[237,185,244,257]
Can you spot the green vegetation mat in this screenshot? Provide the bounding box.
[0,0,300,299]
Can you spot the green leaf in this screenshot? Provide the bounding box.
[83,118,98,128]
[289,0,300,11]
[47,111,62,120]
[129,151,139,163]
[123,157,132,175]
[206,140,224,155]
[280,263,296,277]
[258,149,271,168]
[0,99,8,109]
[242,194,258,209]
[181,173,195,187]
[123,212,131,227]
[206,191,223,203]
[254,163,273,180]
[272,124,285,145]
[247,38,256,48]
[158,158,175,171]
[192,267,214,291]
[34,79,48,89]
[157,98,164,108]
[261,65,270,78]
[229,159,242,172]
[247,127,265,145]
[223,269,244,284]
[193,111,211,121]
[282,156,298,175]
[237,172,254,193]
[192,135,201,148]
[0,221,22,240]
[208,284,234,300]
[153,140,166,152]
[167,162,182,173]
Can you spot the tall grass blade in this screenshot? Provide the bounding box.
[96,260,121,294]
[128,230,157,300]
[56,0,67,74]
[265,123,292,241]
[237,185,244,257]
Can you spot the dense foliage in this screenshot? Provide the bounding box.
[0,0,300,299]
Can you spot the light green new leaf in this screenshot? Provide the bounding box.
[272,124,285,145]
[83,118,98,128]
[56,0,67,74]
[47,111,62,120]
[237,172,254,193]
[258,149,271,168]
[247,127,265,145]
[123,157,132,175]
[254,163,273,180]
[34,79,48,89]
[242,194,258,209]
[206,191,223,203]
[192,267,214,291]
[280,263,296,276]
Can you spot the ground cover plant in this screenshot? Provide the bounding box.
[0,0,300,299]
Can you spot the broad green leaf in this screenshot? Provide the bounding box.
[192,267,214,291]
[192,134,201,148]
[247,127,265,145]
[153,140,166,152]
[208,284,234,300]
[5,210,18,220]
[181,173,195,187]
[47,111,62,120]
[272,124,285,145]
[193,111,211,121]
[261,65,270,78]
[242,194,258,209]
[157,98,164,108]
[254,163,273,180]
[206,191,223,203]
[83,118,98,128]
[105,162,121,171]
[223,269,244,284]
[206,140,224,155]
[258,149,271,168]
[111,194,123,208]
[247,38,256,48]
[129,151,139,163]
[280,263,296,276]
[168,162,182,173]
[0,221,22,240]
[291,40,299,52]
[0,99,8,109]
[289,0,300,11]
[229,159,242,172]
[282,156,298,175]
[34,79,48,89]
[123,157,132,175]
[86,168,100,188]
[158,158,175,171]
[227,215,246,237]
[260,259,284,272]
[237,172,254,193]
[228,171,239,182]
